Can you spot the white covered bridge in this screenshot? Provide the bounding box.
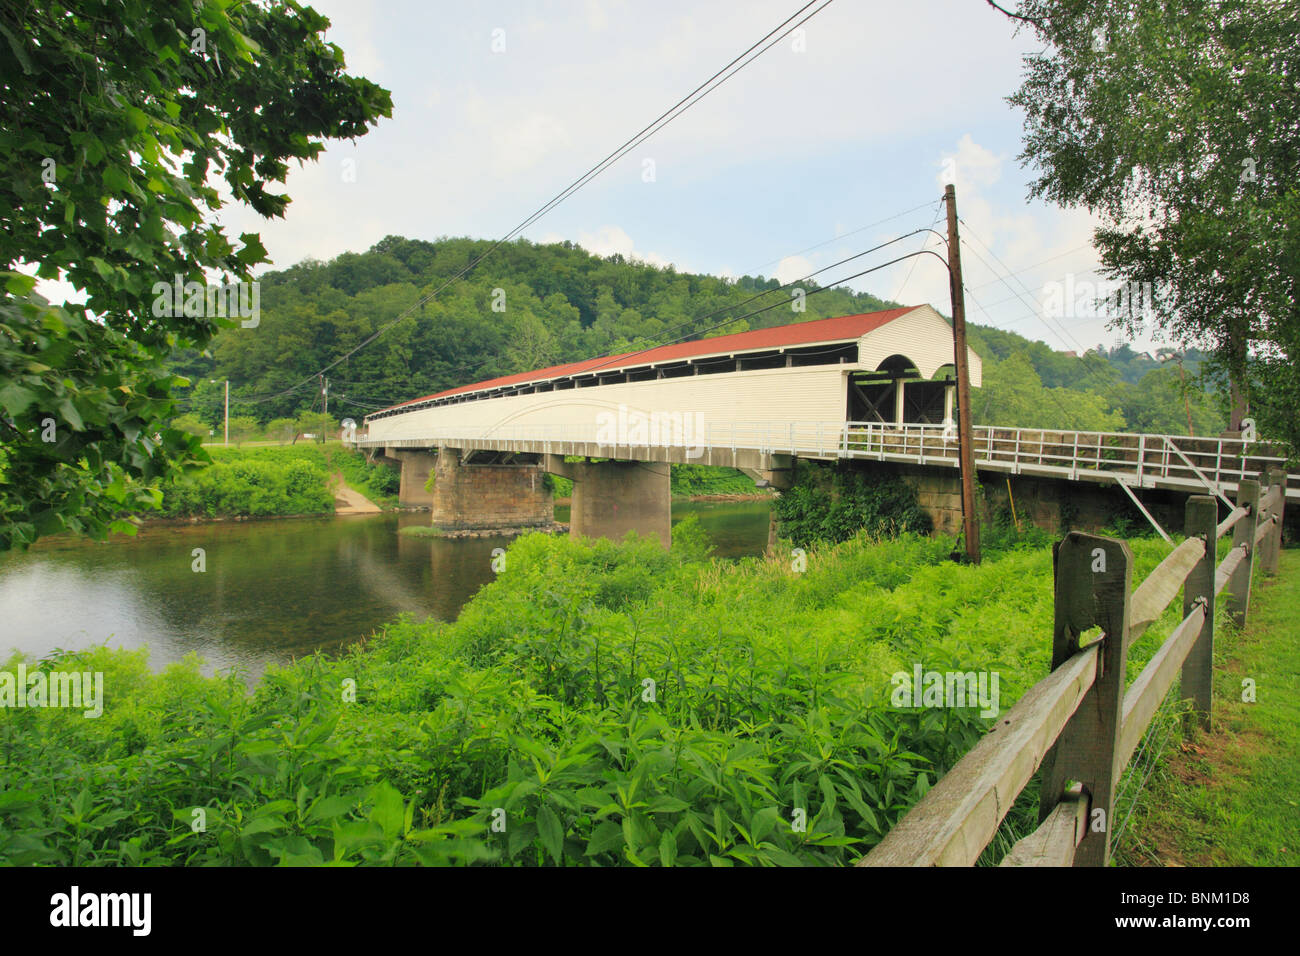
[365,305,975,453]
[358,305,1294,544]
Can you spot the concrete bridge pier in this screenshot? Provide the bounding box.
[380,447,438,508]
[546,457,671,547]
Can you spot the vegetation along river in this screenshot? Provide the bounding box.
[0,501,771,684]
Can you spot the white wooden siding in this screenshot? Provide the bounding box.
[858,305,982,386]
[367,365,850,444]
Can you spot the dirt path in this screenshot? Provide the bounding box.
[329,472,381,514]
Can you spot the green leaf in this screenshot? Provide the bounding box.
[2,271,36,296]
[584,820,624,857]
[367,782,405,842]
[535,804,564,864]
[0,382,37,416]
[658,829,678,867]
[57,399,84,431]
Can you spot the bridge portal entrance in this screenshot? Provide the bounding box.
[848,355,956,426]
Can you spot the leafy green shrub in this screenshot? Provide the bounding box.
[157,445,333,517]
[669,465,758,497]
[774,462,932,547]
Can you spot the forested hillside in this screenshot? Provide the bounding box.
[171,236,1225,437]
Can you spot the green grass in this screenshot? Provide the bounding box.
[1114,548,1300,866]
[398,525,444,537]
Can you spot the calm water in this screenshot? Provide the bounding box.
[0,501,770,683]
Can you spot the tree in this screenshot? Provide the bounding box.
[0,0,392,549]
[977,352,1125,432]
[170,413,212,440]
[226,416,261,447]
[296,411,335,443]
[265,417,299,444]
[995,0,1299,442]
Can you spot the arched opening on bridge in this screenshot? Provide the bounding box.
[848,353,950,425]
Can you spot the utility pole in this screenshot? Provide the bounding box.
[223,379,229,447]
[1163,352,1195,436]
[944,184,981,564]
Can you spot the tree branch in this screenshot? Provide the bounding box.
[983,0,1044,26]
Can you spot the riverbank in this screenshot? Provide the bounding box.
[154,446,764,523]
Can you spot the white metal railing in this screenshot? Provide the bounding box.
[842,422,1293,498]
[354,421,1296,497]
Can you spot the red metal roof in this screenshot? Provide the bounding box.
[372,306,919,414]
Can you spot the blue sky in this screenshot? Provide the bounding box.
[96,1,1168,353]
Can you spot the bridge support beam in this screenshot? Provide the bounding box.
[547,457,671,547]
[429,447,554,531]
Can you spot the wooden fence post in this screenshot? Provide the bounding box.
[1262,467,1286,576]
[1181,496,1217,731]
[1228,479,1260,627]
[1038,531,1132,867]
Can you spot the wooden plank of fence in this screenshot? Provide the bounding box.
[1260,482,1283,513]
[1128,536,1204,643]
[1227,479,1260,626]
[999,783,1088,867]
[1216,506,1248,540]
[1215,545,1248,598]
[857,642,1100,867]
[1261,468,1286,576]
[1181,496,1218,731]
[1117,602,1207,770]
[1037,533,1132,867]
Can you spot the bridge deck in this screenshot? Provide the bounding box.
[358,421,1298,504]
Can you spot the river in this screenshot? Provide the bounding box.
[0,500,771,683]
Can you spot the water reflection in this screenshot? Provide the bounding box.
[0,500,770,683]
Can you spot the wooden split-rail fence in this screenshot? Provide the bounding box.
[859,467,1289,867]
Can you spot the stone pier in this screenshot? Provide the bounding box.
[426,447,554,530]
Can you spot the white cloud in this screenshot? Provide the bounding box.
[574,225,673,269]
[774,255,815,285]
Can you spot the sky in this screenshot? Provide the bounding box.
[53,0,1165,356]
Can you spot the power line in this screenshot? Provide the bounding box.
[747,197,941,274]
[239,0,837,405]
[956,223,1134,412]
[962,283,1095,428]
[890,200,946,302]
[964,242,1095,291]
[373,240,950,416]
[382,199,947,396]
[567,247,951,375]
[975,264,1106,312]
[577,226,942,375]
[958,223,1127,387]
[957,232,1081,353]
